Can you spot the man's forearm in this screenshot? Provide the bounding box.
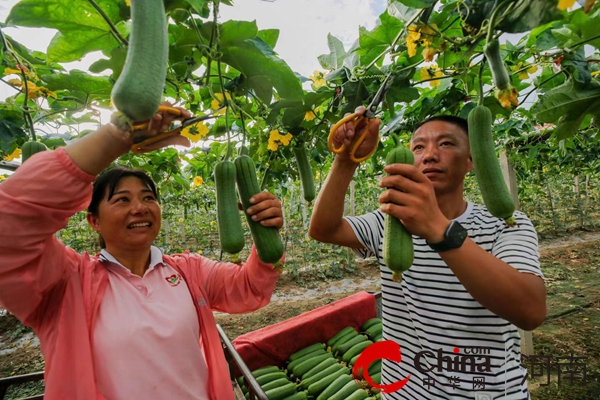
[439,238,546,331]
[309,157,357,239]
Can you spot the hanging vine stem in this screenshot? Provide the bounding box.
[485,0,519,44]
[216,58,232,161]
[518,70,566,107]
[478,58,486,106]
[205,0,220,86]
[87,0,127,47]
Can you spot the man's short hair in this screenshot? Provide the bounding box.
[413,115,469,137]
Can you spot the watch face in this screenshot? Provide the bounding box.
[448,221,468,246]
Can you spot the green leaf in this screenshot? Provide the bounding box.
[219,20,258,47]
[40,69,113,98]
[561,48,592,86]
[258,29,280,49]
[393,0,435,9]
[220,37,303,103]
[387,1,420,22]
[534,80,600,124]
[498,0,563,33]
[0,120,27,153]
[89,47,127,80]
[317,34,347,70]
[355,12,403,66]
[3,35,51,67]
[576,7,600,49]
[526,21,563,50]
[185,0,209,15]
[7,0,125,62]
[550,25,580,47]
[0,103,25,124]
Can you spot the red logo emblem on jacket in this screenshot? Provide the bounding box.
[165,274,182,287]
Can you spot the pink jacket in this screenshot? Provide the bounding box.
[0,147,282,400]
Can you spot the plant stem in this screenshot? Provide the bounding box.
[205,1,219,86]
[87,0,127,47]
[478,58,485,106]
[518,70,565,106]
[217,59,231,160]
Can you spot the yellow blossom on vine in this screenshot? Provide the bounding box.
[8,79,56,99]
[557,0,576,10]
[591,70,600,76]
[3,148,21,162]
[419,65,445,87]
[197,249,203,255]
[309,71,327,88]
[181,122,210,143]
[193,176,203,186]
[210,220,215,226]
[211,93,231,114]
[422,46,437,62]
[406,24,438,57]
[512,62,538,80]
[406,26,421,57]
[267,129,293,151]
[179,217,184,222]
[304,109,318,122]
[496,87,519,109]
[3,68,21,76]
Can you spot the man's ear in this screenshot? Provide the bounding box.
[87,212,100,232]
[466,153,474,174]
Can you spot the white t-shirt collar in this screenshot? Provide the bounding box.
[99,246,165,272]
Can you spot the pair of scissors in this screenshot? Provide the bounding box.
[327,73,395,163]
[130,105,223,154]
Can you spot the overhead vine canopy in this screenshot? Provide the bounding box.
[1,0,599,191]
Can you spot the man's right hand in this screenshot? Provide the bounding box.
[331,106,381,163]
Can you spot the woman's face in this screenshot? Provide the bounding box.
[87,176,161,252]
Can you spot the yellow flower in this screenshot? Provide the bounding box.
[592,70,600,76]
[8,79,56,99]
[193,176,203,186]
[125,0,131,6]
[3,148,21,162]
[179,217,184,222]
[3,67,21,76]
[512,62,538,80]
[422,46,437,62]
[419,24,437,45]
[181,122,210,143]
[419,65,445,87]
[211,93,231,114]
[557,0,576,10]
[542,168,547,173]
[0,175,6,181]
[528,65,538,74]
[267,129,293,151]
[308,71,327,88]
[406,26,421,57]
[210,220,216,226]
[496,87,519,109]
[305,109,317,122]
[197,249,203,255]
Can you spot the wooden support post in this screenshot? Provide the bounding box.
[499,150,535,357]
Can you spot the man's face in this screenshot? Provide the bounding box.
[410,120,473,195]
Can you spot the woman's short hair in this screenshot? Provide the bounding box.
[88,166,158,248]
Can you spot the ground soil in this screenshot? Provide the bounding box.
[1,231,599,399]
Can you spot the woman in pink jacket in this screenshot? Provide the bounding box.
[0,105,285,400]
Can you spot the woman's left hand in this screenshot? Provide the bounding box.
[244,192,284,230]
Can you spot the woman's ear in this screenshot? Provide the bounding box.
[87,212,100,233]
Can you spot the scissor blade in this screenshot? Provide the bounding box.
[366,74,395,116]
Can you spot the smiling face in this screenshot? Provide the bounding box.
[410,120,473,196]
[87,176,161,253]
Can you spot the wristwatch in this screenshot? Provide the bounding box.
[427,220,468,252]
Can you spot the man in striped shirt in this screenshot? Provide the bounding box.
[309,108,546,400]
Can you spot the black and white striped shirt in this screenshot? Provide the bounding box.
[345,202,544,400]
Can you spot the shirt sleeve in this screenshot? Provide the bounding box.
[343,210,384,260]
[0,148,94,326]
[492,211,544,280]
[191,245,283,314]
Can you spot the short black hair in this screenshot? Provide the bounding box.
[88,167,158,248]
[89,166,159,217]
[413,115,469,136]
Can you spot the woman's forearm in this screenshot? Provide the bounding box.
[64,123,131,176]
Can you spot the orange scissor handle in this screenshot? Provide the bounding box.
[131,105,183,131]
[129,106,187,154]
[328,112,379,163]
